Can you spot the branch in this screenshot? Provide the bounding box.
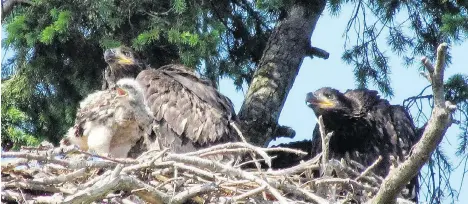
[355,156,382,182]
[171,183,217,203]
[318,116,333,174]
[305,46,330,59]
[372,43,456,203]
[314,178,379,193]
[30,168,86,184]
[166,153,289,204]
[265,154,321,176]
[63,174,170,204]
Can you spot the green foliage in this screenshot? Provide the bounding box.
[442,13,468,41]
[1,78,40,150]
[444,74,468,155]
[1,0,276,147]
[2,1,468,201]
[1,107,40,150]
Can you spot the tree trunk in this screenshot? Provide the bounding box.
[238,0,327,146]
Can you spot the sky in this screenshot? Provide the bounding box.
[1,2,467,203]
[217,4,468,204]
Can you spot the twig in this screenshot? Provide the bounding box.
[30,168,86,184]
[184,142,272,167]
[166,153,289,204]
[315,178,379,193]
[232,185,267,201]
[266,154,321,176]
[268,180,329,204]
[63,174,170,204]
[318,116,333,174]
[76,149,138,164]
[171,183,217,203]
[4,181,75,194]
[355,156,382,182]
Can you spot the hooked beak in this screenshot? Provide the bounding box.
[104,49,134,65]
[305,92,334,108]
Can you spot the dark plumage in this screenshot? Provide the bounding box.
[306,87,420,201]
[102,47,239,156]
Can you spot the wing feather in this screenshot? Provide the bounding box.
[136,65,238,149]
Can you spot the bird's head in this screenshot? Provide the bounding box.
[104,46,137,65]
[116,78,145,103]
[104,46,144,75]
[306,87,352,116]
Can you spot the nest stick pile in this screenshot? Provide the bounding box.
[1,142,413,204]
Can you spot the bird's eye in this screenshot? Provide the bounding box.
[324,93,333,99]
[122,51,131,57]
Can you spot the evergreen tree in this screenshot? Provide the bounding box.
[1,0,467,202]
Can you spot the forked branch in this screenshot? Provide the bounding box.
[372,43,456,204]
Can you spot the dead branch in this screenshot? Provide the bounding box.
[372,43,456,204]
[306,46,330,59]
[318,115,333,174]
[355,156,382,182]
[2,138,416,204]
[166,153,289,204]
[171,183,217,203]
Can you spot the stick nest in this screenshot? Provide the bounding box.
[1,142,413,204]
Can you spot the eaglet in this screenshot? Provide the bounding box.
[63,78,152,158]
[306,87,420,201]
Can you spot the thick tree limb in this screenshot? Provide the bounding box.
[371,43,456,203]
[238,1,327,146]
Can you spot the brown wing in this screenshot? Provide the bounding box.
[136,64,238,148]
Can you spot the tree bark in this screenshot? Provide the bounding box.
[238,0,327,146]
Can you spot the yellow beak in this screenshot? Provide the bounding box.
[117,54,134,65]
[317,99,335,108]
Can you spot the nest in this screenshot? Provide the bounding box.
[1,141,415,204]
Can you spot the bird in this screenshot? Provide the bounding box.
[305,87,420,201]
[102,46,240,156]
[62,78,152,158]
[102,46,143,90]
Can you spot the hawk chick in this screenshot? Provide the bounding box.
[63,78,152,158]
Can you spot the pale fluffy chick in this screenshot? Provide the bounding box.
[63,78,152,158]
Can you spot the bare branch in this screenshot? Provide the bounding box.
[266,154,321,176]
[171,183,217,203]
[318,115,333,174]
[372,43,456,203]
[166,153,289,204]
[355,156,382,182]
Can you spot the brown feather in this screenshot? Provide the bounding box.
[136,65,239,151]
